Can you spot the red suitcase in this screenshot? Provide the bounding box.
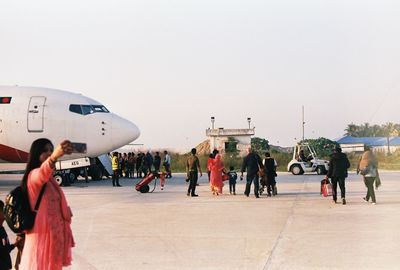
[321,181,332,197]
[321,179,332,197]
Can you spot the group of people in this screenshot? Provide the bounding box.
[184,145,381,206]
[110,150,172,187]
[186,148,278,198]
[0,139,383,270]
[325,145,381,205]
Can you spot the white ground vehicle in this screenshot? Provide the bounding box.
[287,143,329,175]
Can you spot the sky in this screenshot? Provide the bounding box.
[1,0,400,151]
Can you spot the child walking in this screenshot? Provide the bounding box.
[228,166,238,195]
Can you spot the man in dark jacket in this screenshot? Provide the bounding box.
[241,148,263,198]
[186,148,202,197]
[326,146,350,205]
[154,152,161,172]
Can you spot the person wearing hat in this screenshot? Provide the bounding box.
[326,145,350,205]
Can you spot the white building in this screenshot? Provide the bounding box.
[206,128,255,156]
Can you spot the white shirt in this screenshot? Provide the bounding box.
[164,154,171,165]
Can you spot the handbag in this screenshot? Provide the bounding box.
[360,165,377,177]
[321,179,332,197]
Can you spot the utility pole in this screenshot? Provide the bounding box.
[211,116,216,151]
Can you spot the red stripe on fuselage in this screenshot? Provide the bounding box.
[0,144,29,162]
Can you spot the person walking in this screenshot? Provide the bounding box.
[263,152,278,197]
[163,151,172,178]
[228,166,238,195]
[241,148,263,198]
[19,139,75,270]
[112,152,121,187]
[357,146,380,205]
[186,148,202,197]
[326,146,350,205]
[210,154,225,195]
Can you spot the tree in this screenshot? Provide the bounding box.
[344,122,400,138]
[344,123,360,137]
[301,137,338,158]
[251,137,270,155]
[382,122,400,154]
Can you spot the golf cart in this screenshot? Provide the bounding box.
[287,143,329,175]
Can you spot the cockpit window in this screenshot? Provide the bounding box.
[92,105,109,113]
[81,105,94,115]
[69,104,110,115]
[69,105,82,114]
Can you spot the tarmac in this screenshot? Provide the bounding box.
[0,171,399,270]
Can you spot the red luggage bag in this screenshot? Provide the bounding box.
[321,179,332,197]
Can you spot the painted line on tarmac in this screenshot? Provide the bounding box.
[262,177,307,270]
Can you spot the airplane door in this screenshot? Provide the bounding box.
[28,96,46,132]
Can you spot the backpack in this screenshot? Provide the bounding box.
[3,184,47,234]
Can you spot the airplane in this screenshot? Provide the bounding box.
[0,85,140,183]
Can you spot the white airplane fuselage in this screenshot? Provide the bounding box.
[0,86,140,163]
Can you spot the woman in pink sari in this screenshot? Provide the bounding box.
[19,139,75,270]
[210,154,225,195]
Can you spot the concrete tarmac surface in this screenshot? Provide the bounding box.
[1,172,399,270]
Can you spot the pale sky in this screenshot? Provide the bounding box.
[1,0,399,151]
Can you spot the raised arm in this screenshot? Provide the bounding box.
[29,140,73,186]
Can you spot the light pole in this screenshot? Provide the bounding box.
[210,116,216,151]
[247,117,251,129]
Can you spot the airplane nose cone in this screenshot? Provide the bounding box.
[111,114,140,149]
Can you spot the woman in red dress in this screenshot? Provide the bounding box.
[210,154,225,195]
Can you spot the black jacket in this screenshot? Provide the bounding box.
[241,152,263,177]
[0,226,14,270]
[154,156,161,168]
[263,158,277,178]
[327,152,350,178]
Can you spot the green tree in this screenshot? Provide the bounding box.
[344,123,360,137]
[344,122,400,137]
[251,137,270,155]
[301,137,338,158]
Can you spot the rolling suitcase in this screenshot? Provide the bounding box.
[321,179,332,197]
